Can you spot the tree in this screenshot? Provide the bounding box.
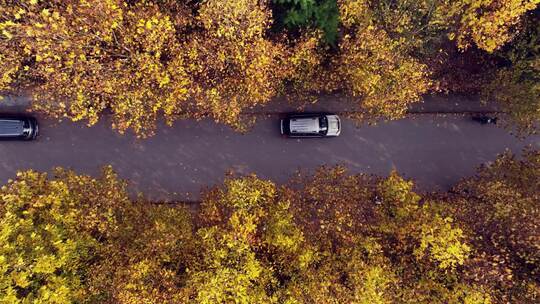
[184,0,291,129]
[449,0,540,53]
[94,203,195,304]
[482,15,540,133]
[0,0,193,137]
[0,167,127,303]
[450,149,540,303]
[6,159,540,303]
[373,171,489,304]
[366,0,540,53]
[0,166,196,304]
[193,173,383,303]
[272,0,340,45]
[281,167,488,304]
[190,176,284,303]
[341,0,540,99]
[283,166,377,247]
[332,0,432,119]
[274,168,401,303]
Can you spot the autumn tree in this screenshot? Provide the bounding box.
[279,167,400,303]
[357,0,540,53]
[275,1,440,116]
[2,0,539,136]
[4,159,540,303]
[280,167,490,303]
[195,172,398,303]
[330,0,432,119]
[482,14,540,133]
[0,165,196,304]
[0,0,193,137]
[92,202,195,304]
[334,0,540,98]
[448,0,540,53]
[189,175,314,303]
[185,0,291,128]
[187,173,398,303]
[450,149,540,303]
[0,166,127,303]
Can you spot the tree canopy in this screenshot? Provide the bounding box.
[1,149,538,303]
[1,0,539,134]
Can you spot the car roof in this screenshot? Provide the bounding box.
[290,117,320,133]
[0,119,24,136]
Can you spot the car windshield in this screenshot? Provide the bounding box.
[318,116,328,134]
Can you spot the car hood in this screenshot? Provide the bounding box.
[326,115,341,136]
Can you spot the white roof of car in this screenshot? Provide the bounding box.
[290,117,320,133]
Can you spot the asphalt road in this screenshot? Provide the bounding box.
[1,114,538,201]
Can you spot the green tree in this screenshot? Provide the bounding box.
[273,0,339,45]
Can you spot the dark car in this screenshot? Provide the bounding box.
[280,113,341,138]
[0,116,39,140]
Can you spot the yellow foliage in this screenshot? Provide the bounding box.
[415,215,471,270]
[186,0,290,128]
[378,170,421,218]
[0,167,128,303]
[451,0,540,52]
[5,164,537,302]
[198,0,271,40]
[0,0,193,137]
[334,0,432,119]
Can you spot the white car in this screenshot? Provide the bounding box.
[280,113,341,138]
